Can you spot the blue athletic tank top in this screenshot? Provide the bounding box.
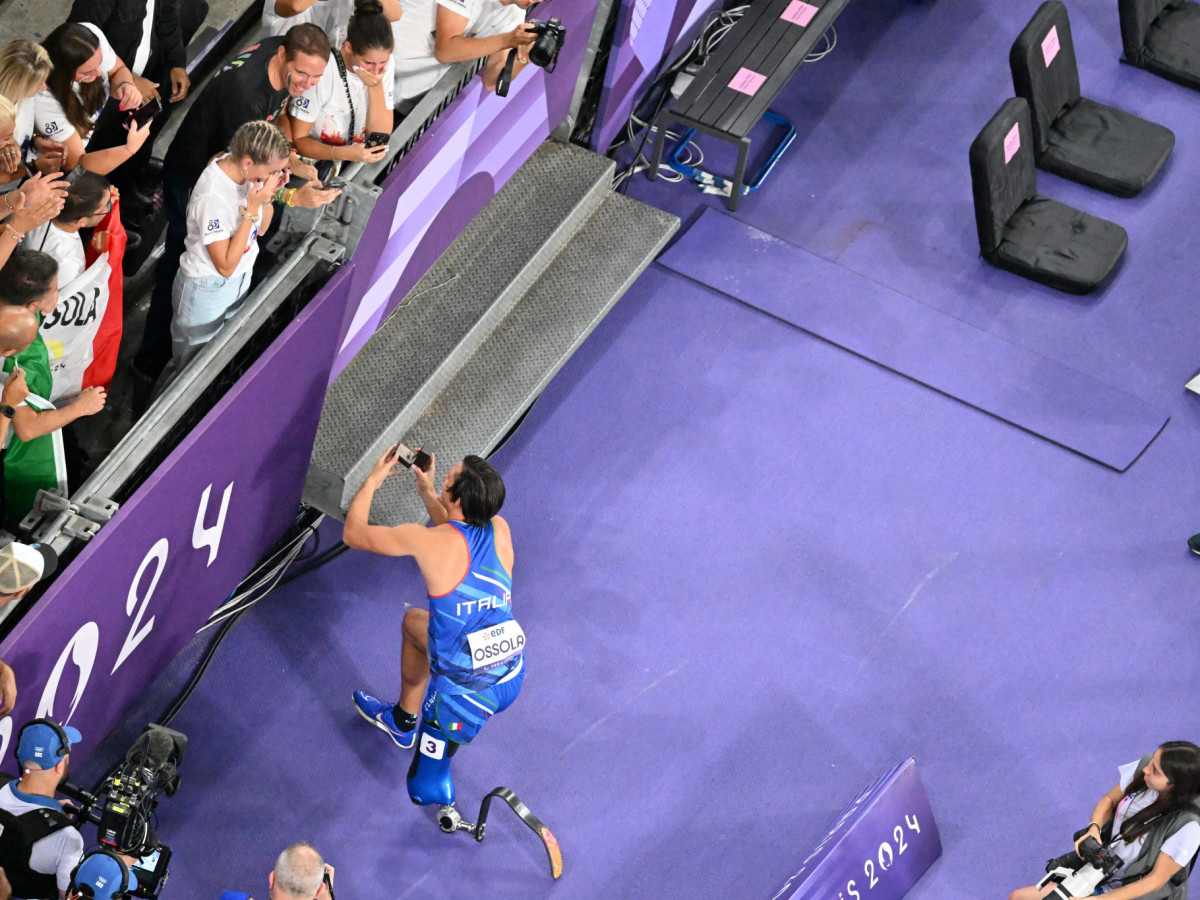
[427,520,524,694]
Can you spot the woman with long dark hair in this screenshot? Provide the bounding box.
[33,22,147,173]
[289,0,394,170]
[1010,742,1200,900]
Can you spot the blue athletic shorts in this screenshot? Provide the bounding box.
[423,657,524,744]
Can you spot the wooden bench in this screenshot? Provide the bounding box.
[647,0,854,211]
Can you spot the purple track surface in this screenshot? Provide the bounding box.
[120,1,1200,898]
[660,208,1169,471]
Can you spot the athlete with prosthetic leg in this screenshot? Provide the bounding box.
[343,447,524,773]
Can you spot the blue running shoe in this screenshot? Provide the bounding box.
[353,690,415,749]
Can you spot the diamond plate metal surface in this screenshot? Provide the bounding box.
[361,192,679,525]
[308,142,616,513]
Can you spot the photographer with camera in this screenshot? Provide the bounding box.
[220,842,333,900]
[1011,742,1200,900]
[0,719,86,899]
[390,0,541,108]
[65,849,137,900]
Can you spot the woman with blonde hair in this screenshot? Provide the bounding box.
[0,40,62,181]
[0,94,64,271]
[162,120,290,385]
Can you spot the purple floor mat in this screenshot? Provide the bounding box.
[658,208,1169,471]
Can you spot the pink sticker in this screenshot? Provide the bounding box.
[1003,122,1021,164]
[1041,25,1060,67]
[780,0,818,26]
[729,68,767,95]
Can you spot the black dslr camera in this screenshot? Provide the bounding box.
[62,724,187,898]
[1037,836,1124,899]
[526,18,566,70]
[496,17,566,96]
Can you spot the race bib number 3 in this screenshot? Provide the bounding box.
[466,620,525,671]
[420,733,446,760]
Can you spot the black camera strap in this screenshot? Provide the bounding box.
[331,49,358,143]
[496,49,518,97]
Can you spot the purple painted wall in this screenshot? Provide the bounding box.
[334,0,604,374]
[0,264,354,763]
[0,0,607,756]
[591,0,720,154]
[769,759,943,900]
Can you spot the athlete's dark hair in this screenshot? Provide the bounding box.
[0,249,57,307]
[449,456,505,527]
[347,0,395,55]
[57,172,110,224]
[283,23,332,62]
[1119,741,1200,842]
[43,23,106,135]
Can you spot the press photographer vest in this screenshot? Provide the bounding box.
[0,804,73,899]
[1108,752,1200,900]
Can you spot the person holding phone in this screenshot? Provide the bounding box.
[158,121,290,388]
[33,22,149,175]
[288,0,395,174]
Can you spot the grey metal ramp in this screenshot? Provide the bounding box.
[365,192,679,525]
[306,141,615,513]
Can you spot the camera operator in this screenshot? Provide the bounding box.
[1010,742,1200,900]
[0,719,86,899]
[65,849,137,900]
[220,842,333,900]
[390,0,540,110]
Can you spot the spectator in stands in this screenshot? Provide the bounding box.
[133,23,340,382]
[0,41,62,185]
[68,0,210,224]
[68,0,209,108]
[25,173,117,403]
[289,0,395,173]
[391,0,539,109]
[0,250,106,520]
[0,538,56,609]
[158,121,288,388]
[35,23,150,174]
[266,0,401,46]
[0,97,65,273]
[220,842,333,900]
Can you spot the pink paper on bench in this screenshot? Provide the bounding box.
[1042,25,1060,67]
[781,0,818,26]
[1003,122,1020,164]
[729,68,767,95]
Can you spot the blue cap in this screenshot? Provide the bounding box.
[74,851,138,900]
[17,721,81,767]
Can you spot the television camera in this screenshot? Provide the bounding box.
[61,724,187,898]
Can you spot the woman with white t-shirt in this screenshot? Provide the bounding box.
[289,0,395,170]
[35,22,148,174]
[0,95,65,273]
[164,121,289,383]
[0,41,61,185]
[1010,742,1200,900]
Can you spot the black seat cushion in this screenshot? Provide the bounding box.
[993,197,1128,294]
[1120,0,1200,90]
[1143,1,1200,87]
[1012,1,1173,196]
[1041,98,1174,196]
[970,98,1127,294]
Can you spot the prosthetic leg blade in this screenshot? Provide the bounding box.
[475,786,563,879]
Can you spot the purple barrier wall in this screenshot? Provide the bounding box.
[333,0,603,374]
[769,758,942,900]
[590,0,720,154]
[0,264,355,763]
[0,0,606,757]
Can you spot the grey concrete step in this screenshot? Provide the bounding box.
[307,182,678,522]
